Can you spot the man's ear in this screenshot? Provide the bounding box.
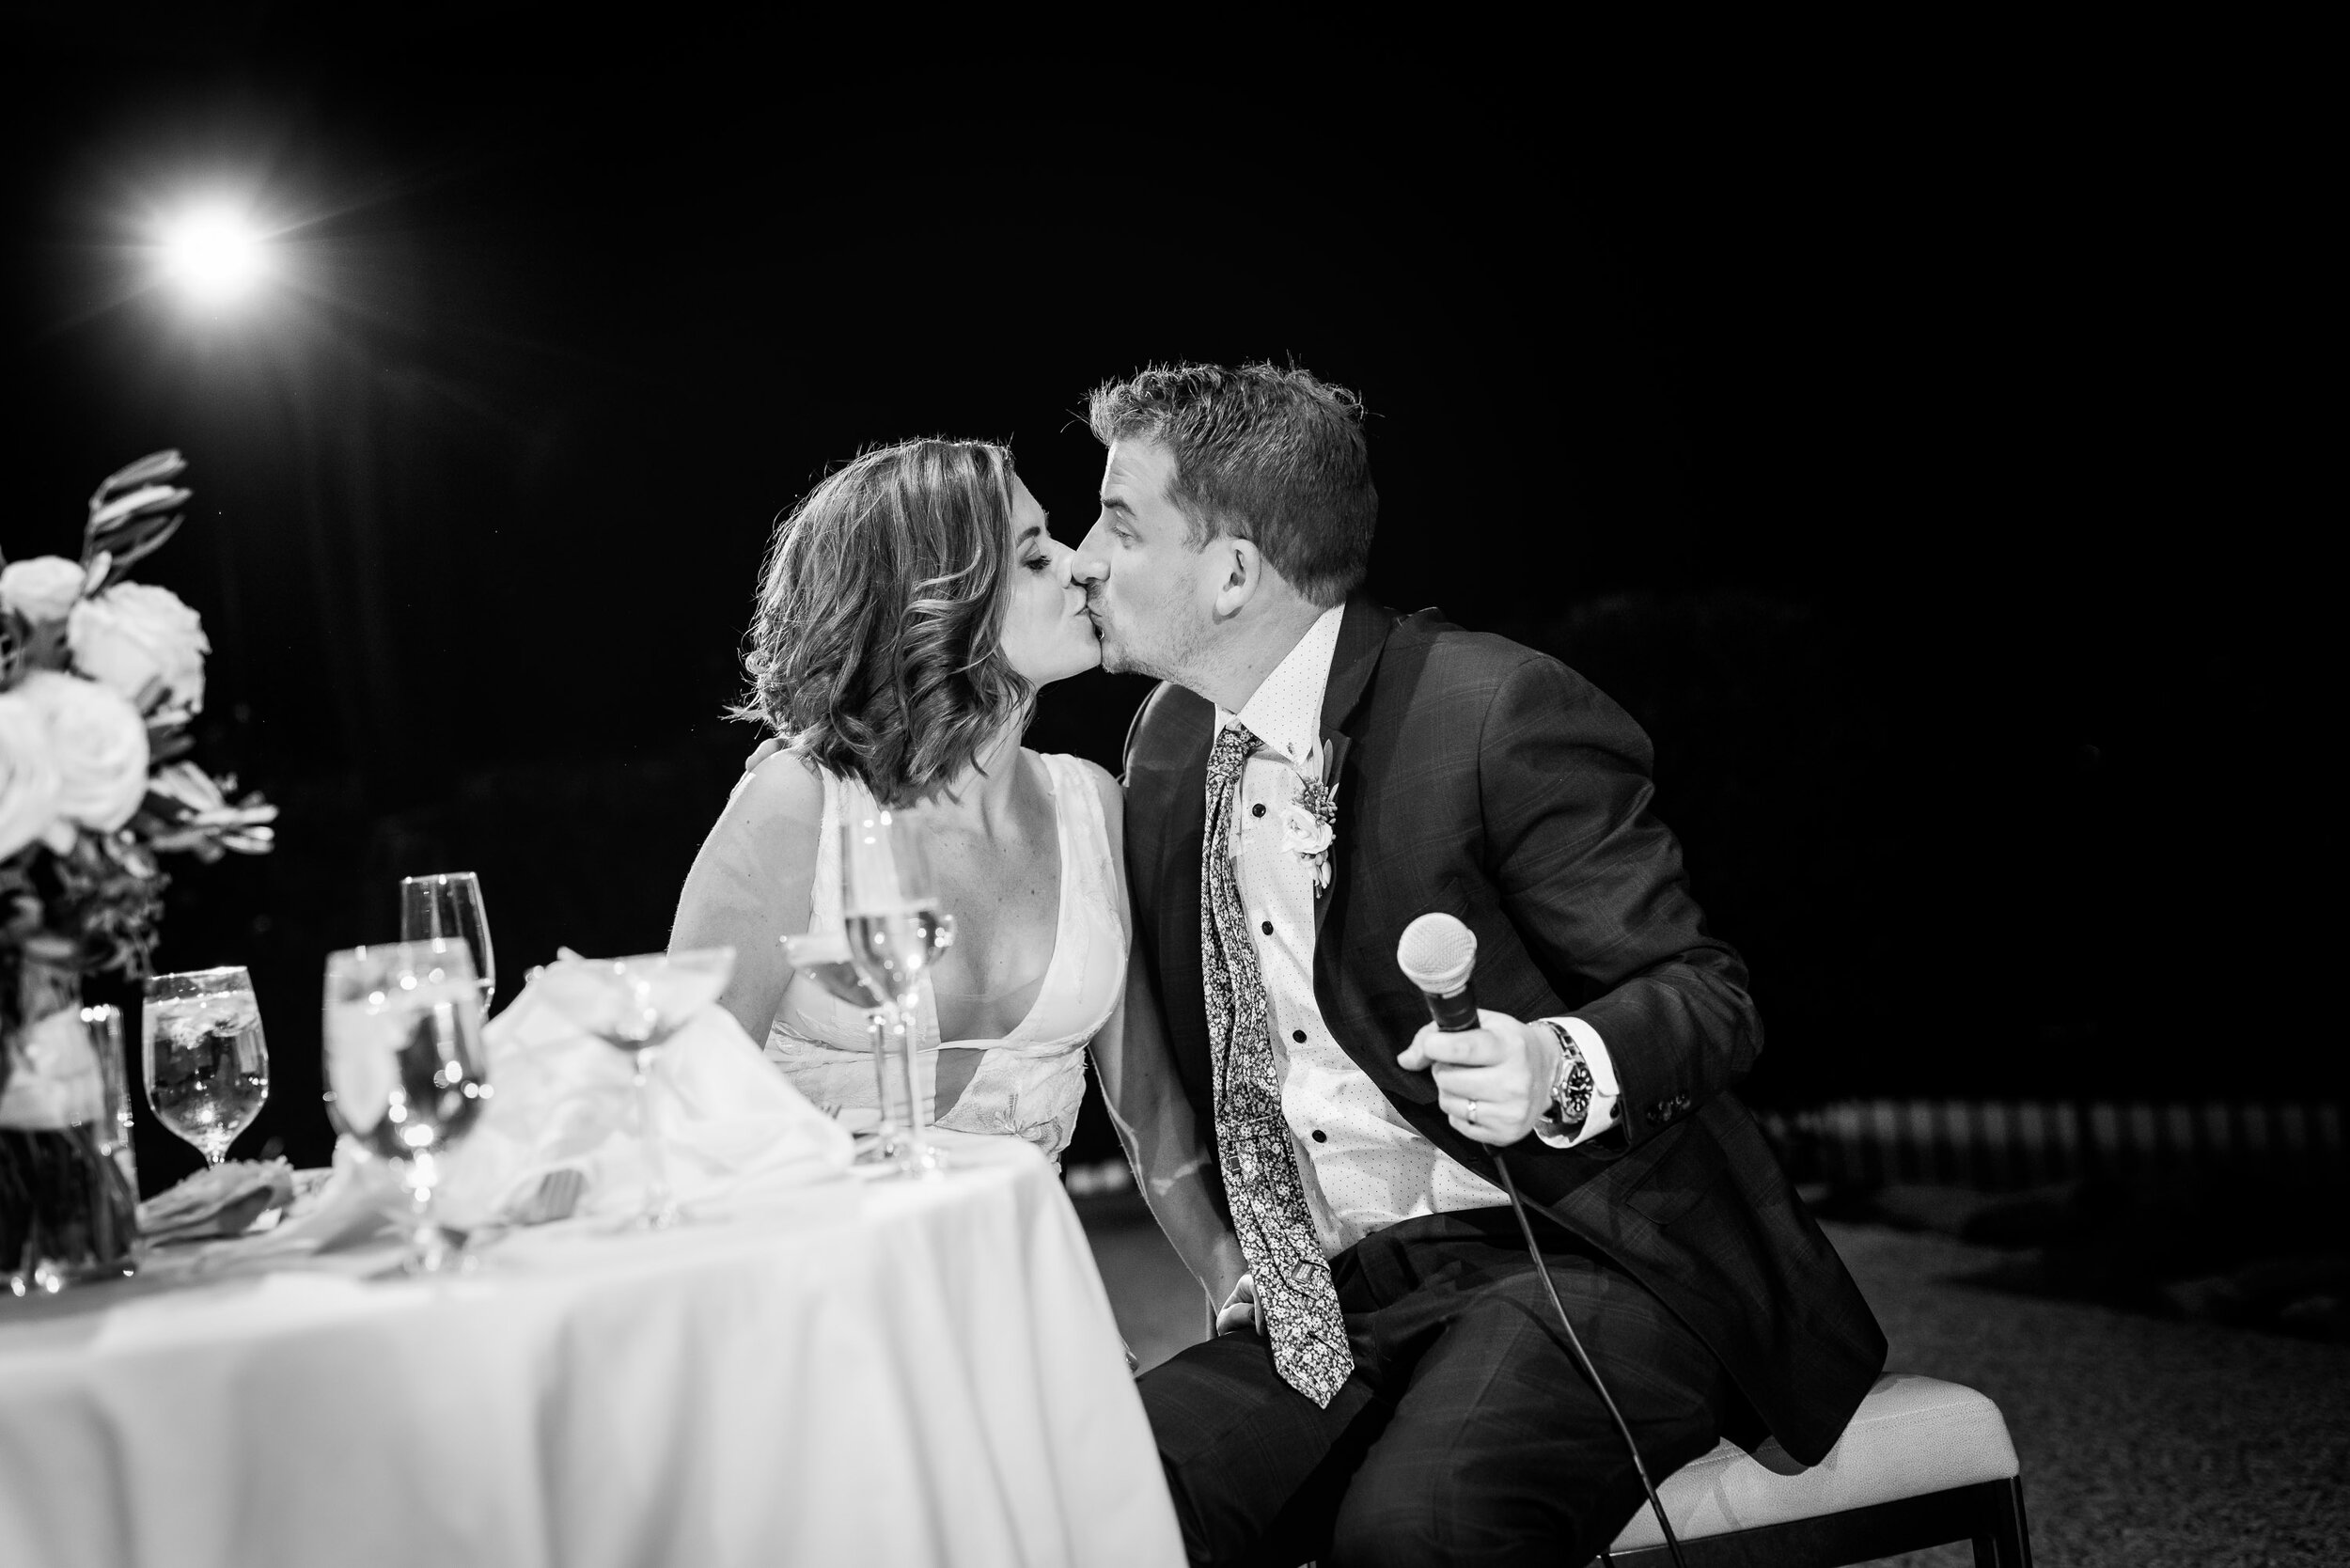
[1209,538,1262,622]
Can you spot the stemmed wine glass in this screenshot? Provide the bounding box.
[532,948,734,1228]
[322,941,492,1275]
[400,872,496,1015]
[777,929,895,1163]
[142,966,269,1168]
[838,801,956,1176]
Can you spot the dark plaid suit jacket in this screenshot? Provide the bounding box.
[1122,596,1887,1466]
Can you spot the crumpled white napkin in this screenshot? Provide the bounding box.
[137,1158,297,1244]
[428,976,854,1228]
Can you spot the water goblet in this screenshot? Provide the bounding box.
[142,966,269,1169]
[400,871,497,1015]
[322,941,492,1275]
[531,948,734,1228]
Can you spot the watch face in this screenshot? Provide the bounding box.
[1540,1023,1595,1133]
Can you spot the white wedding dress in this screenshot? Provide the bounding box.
[763,752,1126,1165]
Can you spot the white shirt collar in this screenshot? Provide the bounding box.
[1215,604,1347,776]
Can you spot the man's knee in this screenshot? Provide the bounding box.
[1138,1335,1381,1566]
[1326,1453,1647,1568]
[1324,1483,1448,1568]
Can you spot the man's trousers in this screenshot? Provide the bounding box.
[1137,1206,1747,1568]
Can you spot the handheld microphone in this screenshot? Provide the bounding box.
[1397,912,1480,1031]
[1391,907,1688,1568]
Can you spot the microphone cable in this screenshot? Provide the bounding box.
[1396,911,1686,1566]
[1492,1152,1686,1568]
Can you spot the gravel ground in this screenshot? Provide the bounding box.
[1079,1198,2350,1566]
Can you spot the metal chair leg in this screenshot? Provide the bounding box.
[1972,1476,2033,1568]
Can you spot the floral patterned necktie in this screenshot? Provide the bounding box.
[1202,722,1352,1407]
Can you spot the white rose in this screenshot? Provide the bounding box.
[1279,801,1335,858]
[0,1004,106,1129]
[66,582,209,717]
[19,671,149,833]
[0,691,70,858]
[0,556,89,624]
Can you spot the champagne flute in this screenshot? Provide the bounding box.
[322,941,491,1274]
[778,928,895,1162]
[532,948,734,1228]
[400,871,497,1015]
[142,966,269,1168]
[839,801,956,1176]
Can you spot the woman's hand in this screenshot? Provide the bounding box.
[1214,1272,1263,1337]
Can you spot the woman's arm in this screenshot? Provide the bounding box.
[1080,764,1246,1309]
[670,750,826,1046]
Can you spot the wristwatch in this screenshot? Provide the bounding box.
[1537,1020,1596,1137]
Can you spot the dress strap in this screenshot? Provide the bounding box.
[1040,752,1126,955]
[808,765,845,930]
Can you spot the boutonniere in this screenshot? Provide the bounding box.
[1280,776,1339,890]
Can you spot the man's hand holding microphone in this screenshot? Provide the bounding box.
[1396,913,1569,1146]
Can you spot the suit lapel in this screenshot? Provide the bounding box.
[1310,732,1348,940]
[1313,597,1394,938]
[1157,726,1212,1084]
[1311,602,1472,1151]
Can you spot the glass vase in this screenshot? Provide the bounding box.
[0,937,141,1294]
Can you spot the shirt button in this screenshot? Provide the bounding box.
[1261,920,1274,935]
[1292,1028,1307,1043]
[1311,1129,1327,1143]
[1251,803,1266,817]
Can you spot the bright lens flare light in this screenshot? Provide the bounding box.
[159,206,268,305]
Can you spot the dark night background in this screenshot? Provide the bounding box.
[2,17,2332,1193]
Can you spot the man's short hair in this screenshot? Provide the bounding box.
[1086,362,1377,606]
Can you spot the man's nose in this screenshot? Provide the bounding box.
[1070,524,1109,586]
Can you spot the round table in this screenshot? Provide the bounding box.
[0,1134,1183,1568]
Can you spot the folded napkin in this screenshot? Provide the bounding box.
[428,974,854,1228]
[138,1158,297,1244]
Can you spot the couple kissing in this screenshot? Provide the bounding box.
[670,362,1886,1567]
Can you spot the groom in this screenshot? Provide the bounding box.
[1073,363,1886,1567]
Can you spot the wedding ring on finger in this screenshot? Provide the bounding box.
[1465,1099,1480,1126]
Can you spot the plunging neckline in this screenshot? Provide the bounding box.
[926,753,1073,1048]
[766,749,1126,1164]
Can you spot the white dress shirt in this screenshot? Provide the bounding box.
[1216,606,1624,1256]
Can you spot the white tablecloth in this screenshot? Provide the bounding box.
[0,1135,1183,1568]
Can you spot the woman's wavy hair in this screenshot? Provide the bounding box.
[731,438,1030,807]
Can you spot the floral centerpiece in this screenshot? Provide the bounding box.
[0,451,274,1287]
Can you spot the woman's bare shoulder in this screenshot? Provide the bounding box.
[696,748,827,891]
[727,747,827,827]
[673,746,828,952]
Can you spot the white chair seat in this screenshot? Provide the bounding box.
[1610,1372,2019,1551]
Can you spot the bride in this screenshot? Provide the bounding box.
[672,438,1151,1167]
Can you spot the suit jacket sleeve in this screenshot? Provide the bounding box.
[1478,653,1761,1149]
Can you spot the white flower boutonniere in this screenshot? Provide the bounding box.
[1282,776,1339,890]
